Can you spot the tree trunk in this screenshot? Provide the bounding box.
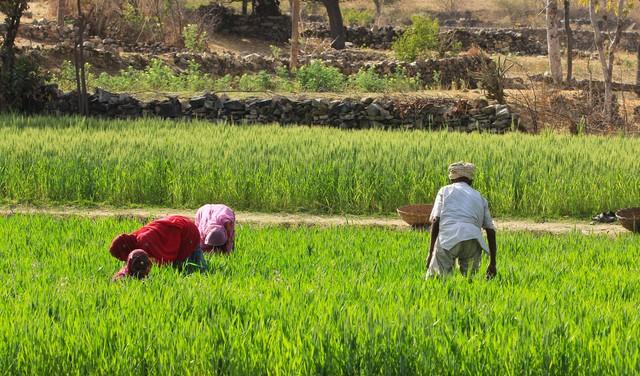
[372,0,382,26]
[320,0,345,50]
[57,0,65,27]
[290,0,300,70]
[564,0,572,82]
[255,0,281,17]
[74,0,88,116]
[588,0,625,125]
[635,41,640,96]
[0,1,28,75]
[242,0,249,15]
[546,0,563,84]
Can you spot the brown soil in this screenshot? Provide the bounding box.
[0,205,628,236]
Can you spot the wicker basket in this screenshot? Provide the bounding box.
[616,207,640,233]
[397,204,434,228]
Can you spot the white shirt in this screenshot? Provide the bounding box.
[430,182,495,253]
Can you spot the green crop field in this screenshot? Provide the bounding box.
[1,115,640,218]
[1,215,639,374]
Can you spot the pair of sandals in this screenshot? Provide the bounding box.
[591,211,617,223]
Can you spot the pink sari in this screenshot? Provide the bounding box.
[195,204,236,253]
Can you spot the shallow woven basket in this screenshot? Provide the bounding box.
[616,207,640,233]
[397,204,434,228]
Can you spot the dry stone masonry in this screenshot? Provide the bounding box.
[304,24,640,55]
[29,45,489,89]
[43,89,519,133]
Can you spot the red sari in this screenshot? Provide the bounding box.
[131,215,200,264]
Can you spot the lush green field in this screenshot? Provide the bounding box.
[1,115,639,218]
[1,215,638,374]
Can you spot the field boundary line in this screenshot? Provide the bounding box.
[0,206,628,236]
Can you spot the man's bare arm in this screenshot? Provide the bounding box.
[427,218,440,269]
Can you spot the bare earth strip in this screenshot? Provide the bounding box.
[0,206,628,236]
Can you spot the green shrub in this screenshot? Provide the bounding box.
[385,69,422,91]
[238,71,276,91]
[0,56,48,112]
[54,60,95,92]
[213,74,234,91]
[349,67,386,92]
[342,8,375,26]
[348,67,422,93]
[56,59,216,93]
[182,24,208,53]
[392,15,440,62]
[296,61,345,92]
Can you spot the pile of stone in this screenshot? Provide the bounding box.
[15,19,76,42]
[44,88,519,133]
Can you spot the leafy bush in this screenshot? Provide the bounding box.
[349,67,386,92]
[348,67,422,92]
[55,60,95,92]
[238,71,276,91]
[295,61,345,92]
[55,59,217,93]
[0,56,48,112]
[52,60,420,94]
[385,69,422,91]
[342,8,375,26]
[212,74,234,91]
[182,24,208,53]
[392,15,440,62]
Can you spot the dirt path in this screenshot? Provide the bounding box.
[0,206,629,236]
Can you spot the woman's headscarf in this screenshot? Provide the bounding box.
[109,233,137,261]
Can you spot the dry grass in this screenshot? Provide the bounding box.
[506,52,638,85]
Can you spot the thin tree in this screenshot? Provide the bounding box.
[564,0,573,82]
[73,0,89,115]
[57,0,65,27]
[546,0,563,83]
[585,0,626,124]
[290,0,300,70]
[636,40,640,96]
[372,0,382,26]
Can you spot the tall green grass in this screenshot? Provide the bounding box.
[1,115,639,218]
[1,215,639,374]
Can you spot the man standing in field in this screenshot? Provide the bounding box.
[109,215,207,280]
[426,162,497,279]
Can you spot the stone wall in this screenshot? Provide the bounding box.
[12,16,640,56]
[449,28,640,54]
[194,4,291,42]
[305,24,640,55]
[177,51,489,88]
[43,89,519,133]
[32,45,489,89]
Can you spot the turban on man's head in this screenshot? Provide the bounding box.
[448,161,476,181]
[109,233,137,261]
[127,249,152,279]
[205,225,228,247]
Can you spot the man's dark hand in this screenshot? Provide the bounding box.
[486,263,497,280]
